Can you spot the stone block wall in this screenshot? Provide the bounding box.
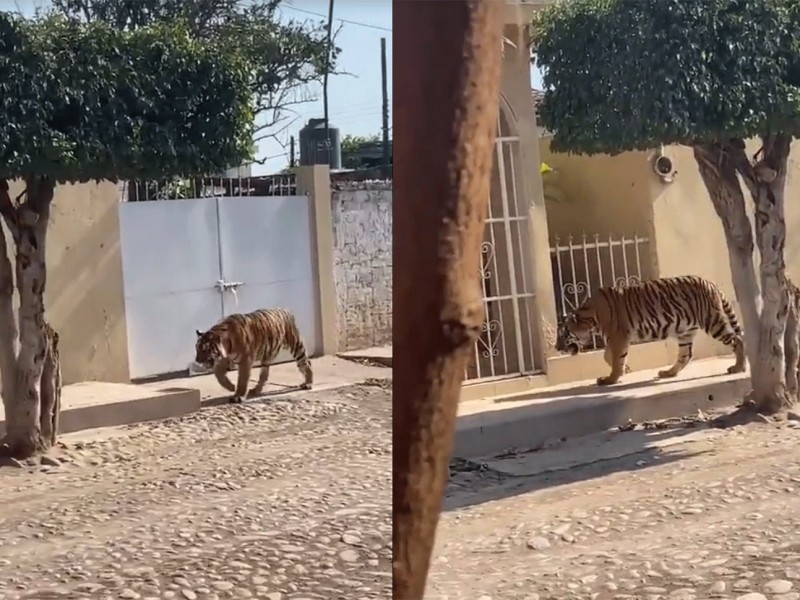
[331,181,392,351]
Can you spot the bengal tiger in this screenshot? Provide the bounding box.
[557,275,747,386]
[194,308,313,404]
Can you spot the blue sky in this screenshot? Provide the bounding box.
[264,0,393,174]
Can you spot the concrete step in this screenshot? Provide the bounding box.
[0,382,200,437]
[454,357,749,459]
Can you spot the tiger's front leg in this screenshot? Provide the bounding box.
[603,346,632,375]
[213,357,236,393]
[597,335,630,386]
[231,357,252,404]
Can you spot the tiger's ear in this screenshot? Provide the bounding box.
[196,329,203,337]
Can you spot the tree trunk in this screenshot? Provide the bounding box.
[692,143,761,371]
[0,183,17,418]
[0,176,55,458]
[393,0,504,597]
[743,135,793,413]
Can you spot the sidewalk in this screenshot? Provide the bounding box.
[0,355,391,437]
[455,357,749,458]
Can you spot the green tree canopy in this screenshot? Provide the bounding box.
[533,0,800,155]
[51,0,337,150]
[0,12,254,182]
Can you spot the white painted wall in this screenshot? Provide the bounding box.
[331,182,392,352]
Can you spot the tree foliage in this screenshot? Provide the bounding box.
[52,0,338,148]
[532,0,800,155]
[0,12,255,182]
[340,133,381,168]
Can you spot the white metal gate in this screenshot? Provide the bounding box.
[119,195,319,379]
[464,117,538,382]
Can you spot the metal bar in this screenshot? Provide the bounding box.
[568,235,579,309]
[508,142,533,372]
[634,233,643,280]
[608,233,617,285]
[621,233,631,285]
[496,138,525,377]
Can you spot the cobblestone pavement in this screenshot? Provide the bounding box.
[0,380,391,600]
[428,419,800,600]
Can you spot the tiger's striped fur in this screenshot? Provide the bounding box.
[195,308,313,403]
[559,275,746,386]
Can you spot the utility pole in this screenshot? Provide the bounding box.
[393,0,504,598]
[289,135,295,168]
[380,36,390,178]
[322,0,335,166]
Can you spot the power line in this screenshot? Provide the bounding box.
[281,5,392,33]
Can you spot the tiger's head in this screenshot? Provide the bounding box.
[195,328,226,369]
[556,296,599,355]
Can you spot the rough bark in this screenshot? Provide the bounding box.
[0,176,56,458]
[692,143,761,372]
[731,135,793,413]
[393,0,504,597]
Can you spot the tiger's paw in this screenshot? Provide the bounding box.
[657,369,679,379]
[727,364,747,374]
[247,387,265,397]
[229,395,244,404]
[301,382,312,391]
[596,376,619,386]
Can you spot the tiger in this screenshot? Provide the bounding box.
[557,275,747,386]
[194,308,313,404]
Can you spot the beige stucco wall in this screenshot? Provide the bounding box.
[540,141,655,244]
[527,139,800,371]
[6,180,129,385]
[649,141,800,361]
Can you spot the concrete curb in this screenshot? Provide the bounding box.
[0,386,201,437]
[454,374,749,459]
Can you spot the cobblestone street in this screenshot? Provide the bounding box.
[0,380,391,600]
[429,419,800,600]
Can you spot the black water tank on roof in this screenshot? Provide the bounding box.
[299,118,342,169]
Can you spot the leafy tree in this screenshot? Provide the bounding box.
[532,0,800,414]
[52,0,337,166]
[340,134,382,169]
[0,12,254,459]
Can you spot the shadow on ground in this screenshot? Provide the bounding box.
[445,414,752,512]
[200,384,307,408]
[491,371,730,404]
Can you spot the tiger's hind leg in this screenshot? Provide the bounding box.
[230,358,252,404]
[597,335,630,386]
[289,339,313,390]
[706,312,746,374]
[249,364,270,397]
[658,329,697,379]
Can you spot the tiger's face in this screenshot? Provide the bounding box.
[556,299,598,355]
[195,329,224,369]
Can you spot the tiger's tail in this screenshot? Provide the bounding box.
[719,292,743,337]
